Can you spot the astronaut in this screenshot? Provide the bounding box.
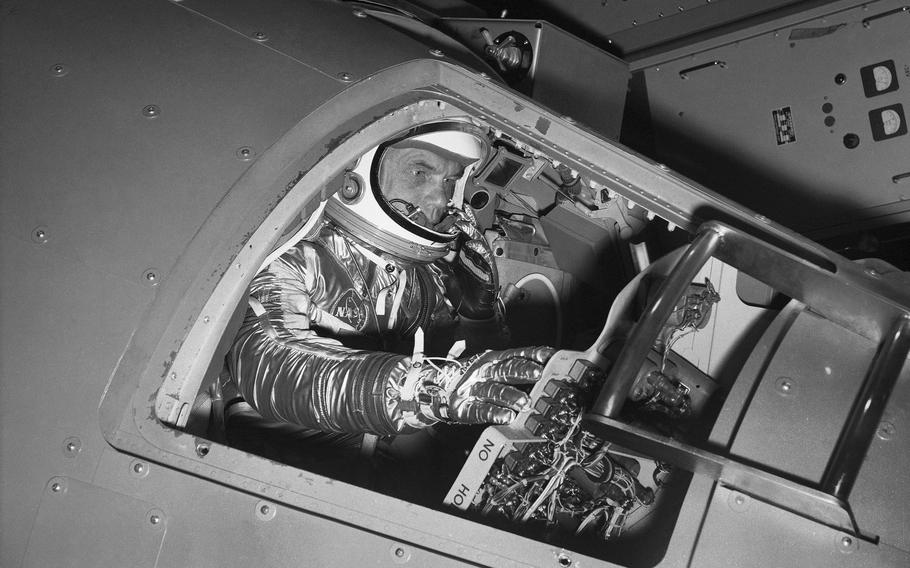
[225,121,553,450]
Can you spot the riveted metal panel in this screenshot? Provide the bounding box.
[641,0,910,236]
[181,0,441,82]
[850,357,910,552]
[729,311,875,483]
[691,485,910,568]
[0,0,340,287]
[0,232,152,568]
[23,478,166,568]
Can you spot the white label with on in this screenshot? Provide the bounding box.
[444,427,509,510]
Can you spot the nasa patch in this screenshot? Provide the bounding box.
[333,289,367,331]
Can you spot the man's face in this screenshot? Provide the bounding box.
[378,147,466,228]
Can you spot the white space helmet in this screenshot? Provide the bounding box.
[326,122,489,262]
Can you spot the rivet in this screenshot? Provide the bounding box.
[203,316,211,324]
[252,31,268,41]
[728,491,749,511]
[776,377,794,395]
[429,48,445,57]
[337,72,354,82]
[236,146,255,161]
[32,226,49,243]
[142,269,160,286]
[142,105,161,118]
[877,421,895,441]
[390,544,411,563]
[51,482,63,493]
[255,500,277,521]
[150,515,160,525]
[63,437,81,457]
[131,460,150,478]
[195,442,211,457]
[50,63,68,77]
[837,533,857,553]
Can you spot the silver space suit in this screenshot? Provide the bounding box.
[226,122,553,442]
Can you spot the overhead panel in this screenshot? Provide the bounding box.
[516,0,808,56]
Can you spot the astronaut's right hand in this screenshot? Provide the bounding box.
[399,346,555,426]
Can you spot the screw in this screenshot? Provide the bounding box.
[252,31,268,41]
[195,442,211,457]
[337,72,354,82]
[877,421,895,440]
[50,63,68,76]
[142,105,161,118]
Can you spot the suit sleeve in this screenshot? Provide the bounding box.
[226,243,415,435]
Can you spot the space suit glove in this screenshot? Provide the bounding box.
[442,208,499,321]
[400,346,555,426]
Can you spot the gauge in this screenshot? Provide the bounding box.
[873,65,894,92]
[882,109,902,135]
[861,60,899,97]
[869,104,907,141]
